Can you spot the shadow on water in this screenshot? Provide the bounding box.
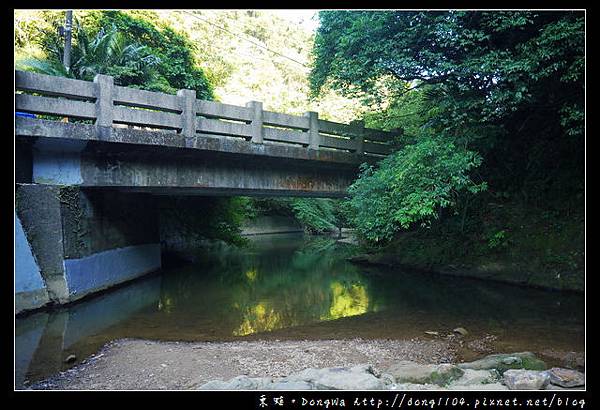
[15,233,584,388]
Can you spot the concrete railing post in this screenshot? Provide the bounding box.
[305,111,320,150]
[94,74,114,139]
[246,101,263,143]
[350,120,365,155]
[178,89,197,138]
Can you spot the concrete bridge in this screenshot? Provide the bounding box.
[15,70,397,197]
[14,70,399,314]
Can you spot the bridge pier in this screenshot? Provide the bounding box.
[15,184,161,314]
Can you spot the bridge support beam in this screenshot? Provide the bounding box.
[15,184,161,314]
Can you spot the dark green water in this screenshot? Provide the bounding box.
[15,233,584,388]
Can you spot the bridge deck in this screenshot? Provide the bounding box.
[15,70,399,159]
[15,71,400,197]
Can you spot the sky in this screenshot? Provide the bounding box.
[268,10,320,32]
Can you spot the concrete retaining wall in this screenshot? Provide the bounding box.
[15,184,161,314]
[63,244,161,298]
[15,213,49,313]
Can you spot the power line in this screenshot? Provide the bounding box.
[178,10,310,70]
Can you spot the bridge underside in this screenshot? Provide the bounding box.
[16,118,364,198]
[15,118,367,314]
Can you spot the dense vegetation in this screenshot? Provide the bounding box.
[247,198,344,234]
[311,11,585,290]
[15,11,585,289]
[16,10,213,99]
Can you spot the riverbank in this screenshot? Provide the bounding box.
[348,202,584,293]
[26,338,456,390]
[25,337,584,390]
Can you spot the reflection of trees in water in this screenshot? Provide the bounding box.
[157,236,381,336]
[157,236,584,338]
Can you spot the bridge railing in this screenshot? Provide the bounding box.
[15,71,399,156]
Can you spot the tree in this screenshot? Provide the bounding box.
[17,22,160,87]
[311,11,584,242]
[16,10,214,99]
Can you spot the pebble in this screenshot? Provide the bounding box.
[453,327,469,336]
[64,354,77,364]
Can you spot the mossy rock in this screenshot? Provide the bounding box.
[458,352,546,375]
[387,361,464,386]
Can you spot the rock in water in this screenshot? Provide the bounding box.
[546,368,585,388]
[386,361,464,386]
[424,331,439,336]
[503,369,550,390]
[453,327,469,336]
[458,352,546,373]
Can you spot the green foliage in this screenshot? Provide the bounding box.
[93,11,213,99]
[18,23,161,87]
[311,11,584,133]
[348,135,486,242]
[248,197,342,234]
[487,229,508,249]
[15,10,213,100]
[290,198,338,234]
[312,11,584,244]
[162,196,251,247]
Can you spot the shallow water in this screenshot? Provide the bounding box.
[15,233,584,388]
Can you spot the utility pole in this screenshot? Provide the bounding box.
[63,10,73,73]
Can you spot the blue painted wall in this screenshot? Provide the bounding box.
[63,243,161,297]
[15,213,45,294]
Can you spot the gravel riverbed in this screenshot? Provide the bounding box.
[26,337,458,390]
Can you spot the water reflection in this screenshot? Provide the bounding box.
[15,233,584,388]
[15,275,162,388]
[156,235,380,337]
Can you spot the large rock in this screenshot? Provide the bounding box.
[458,352,546,374]
[448,383,508,390]
[393,383,439,390]
[199,376,275,390]
[386,361,464,386]
[198,376,317,390]
[268,380,316,390]
[448,369,498,386]
[546,368,585,388]
[286,365,386,390]
[198,365,385,390]
[503,369,550,390]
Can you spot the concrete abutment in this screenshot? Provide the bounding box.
[15,184,161,314]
